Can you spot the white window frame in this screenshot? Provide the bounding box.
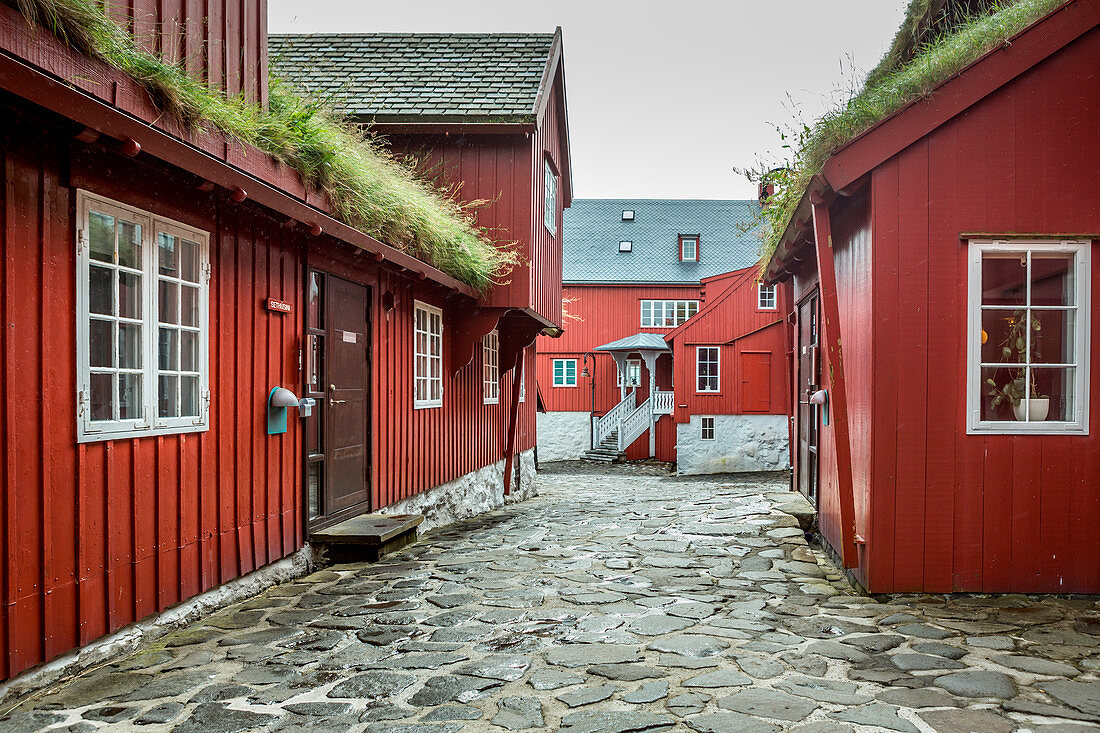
[76,191,210,442]
[700,416,715,441]
[696,346,720,393]
[680,235,699,262]
[966,239,1090,434]
[758,283,778,310]
[483,329,499,405]
[622,209,635,221]
[414,300,444,409]
[617,358,642,387]
[640,299,699,328]
[552,358,577,387]
[544,159,558,235]
[518,357,526,403]
[619,241,633,252]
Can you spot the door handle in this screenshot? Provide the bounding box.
[329,384,346,407]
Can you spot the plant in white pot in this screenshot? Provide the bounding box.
[985,311,1048,421]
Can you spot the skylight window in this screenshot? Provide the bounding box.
[619,241,633,252]
[622,210,635,221]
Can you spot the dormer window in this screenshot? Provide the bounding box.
[622,210,635,221]
[679,235,699,262]
[619,241,633,253]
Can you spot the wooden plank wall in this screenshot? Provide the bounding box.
[106,0,267,105]
[525,68,568,327]
[0,107,301,681]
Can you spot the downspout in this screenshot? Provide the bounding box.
[810,195,859,569]
[502,349,525,496]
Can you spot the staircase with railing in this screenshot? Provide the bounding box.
[585,389,670,463]
[653,390,674,416]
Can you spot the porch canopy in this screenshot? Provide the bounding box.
[595,332,670,400]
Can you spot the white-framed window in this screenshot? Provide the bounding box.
[641,299,699,328]
[696,346,720,393]
[967,239,1090,434]
[680,235,699,262]
[700,416,715,440]
[622,209,635,221]
[758,283,777,310]
[519,360,526,403]
[619,241,633,252]
[483,329,499,404]
[77,191,210,442]
[617,358,642,387]
[414,301,444,408]
[552,358,576,387]
[544,159,558,235]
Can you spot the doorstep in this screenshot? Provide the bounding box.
[309,513,424,563]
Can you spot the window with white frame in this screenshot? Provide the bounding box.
[641,299,699,328]
[617,358,642,387]
[77,191,210,442]
[414,301,444,408]
[700,416,715,440]
[544,159,558,235]
[619,241,633,253]
[519,360,526,402]
[552,358,576,387]
[483,329,499,404]
[622,209,635,221]
[696,346,720,392]
[968,240,1089,433]
[758,283,777,310]
[680,235,699,262]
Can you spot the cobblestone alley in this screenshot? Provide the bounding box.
[4,463,1099,732]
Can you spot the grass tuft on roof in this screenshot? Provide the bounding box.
[759,0,1067,267]
[10,0,518,293]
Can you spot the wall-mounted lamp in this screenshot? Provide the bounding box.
[267,387,300,435]
[810,389,829,426]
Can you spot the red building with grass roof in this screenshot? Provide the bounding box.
[0,0,567,694]
[765,0,1100,593]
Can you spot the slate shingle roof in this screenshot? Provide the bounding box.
[563,199,763,284]
[268,33,556,121]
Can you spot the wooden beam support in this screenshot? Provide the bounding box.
[501,347,525,496]
[811,200,859,569]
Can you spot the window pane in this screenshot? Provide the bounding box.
[119,271,141,320]
[159,281,179,324]
[118,221,142,269]
[308,272,323,330]
[308,334,323,392]
[981,309,1027,364]
[180,285,199,327]
[158,233,178,276]
[89,211,114,263]
[677,302,687,323]
[159,328,178,371]
[981,253,1026,306]
[90,265,113,315]
[1031,253,1075,307]
[118,322,141,369]
[180,376,199,417]
[980,366,1026,421]
[180,330,198,371]
[1032,366,1075,421]
[180,239,200,283]
[158,374,178,417]
[90,372,113,421]
[1032,309,1075,365]
[90,319,113,368]
[307,462,322,519]
[119,373,142,420]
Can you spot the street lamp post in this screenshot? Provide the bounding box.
[581,351,596,450]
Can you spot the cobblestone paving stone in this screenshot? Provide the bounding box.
[4,462,1099,732]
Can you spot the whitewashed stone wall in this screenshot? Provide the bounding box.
[536,411,591,462]
[378,448,538,533]
[676,414,789,475]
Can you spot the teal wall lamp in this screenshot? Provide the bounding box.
[267,387,300,435]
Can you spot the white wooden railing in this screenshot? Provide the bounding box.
[653,390,675,415]
[592,390,636,448]
[618,398,652,451]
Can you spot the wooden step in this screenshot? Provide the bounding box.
[310,513,423,563]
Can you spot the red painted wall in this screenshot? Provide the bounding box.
[807,24,1100,593]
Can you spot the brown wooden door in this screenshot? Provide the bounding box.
[304,271,370,525]
[797,293,820,503]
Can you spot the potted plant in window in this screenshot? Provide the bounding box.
[985,311,1049,421]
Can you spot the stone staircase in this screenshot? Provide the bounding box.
[583,430,625,463]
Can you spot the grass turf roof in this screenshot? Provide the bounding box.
[9,0,518,294]
[760,0,1068,267]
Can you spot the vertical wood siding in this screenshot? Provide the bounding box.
[808,26,1100,593]
[0,109,301,681]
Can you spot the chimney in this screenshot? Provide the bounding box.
[758,181,775,205]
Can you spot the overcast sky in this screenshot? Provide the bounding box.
[268,1,908,201]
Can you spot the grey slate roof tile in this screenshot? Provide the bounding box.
[268,33,555,120]
[563,199,763,284]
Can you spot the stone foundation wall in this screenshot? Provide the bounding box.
[676,414,790,475]
[535,411,591,462]
[377,448,538,533]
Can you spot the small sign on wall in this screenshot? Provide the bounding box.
[266,298,292,314]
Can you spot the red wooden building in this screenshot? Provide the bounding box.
[765,0,1100,593]
[0,1,568,688]
[537,199,790,472]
